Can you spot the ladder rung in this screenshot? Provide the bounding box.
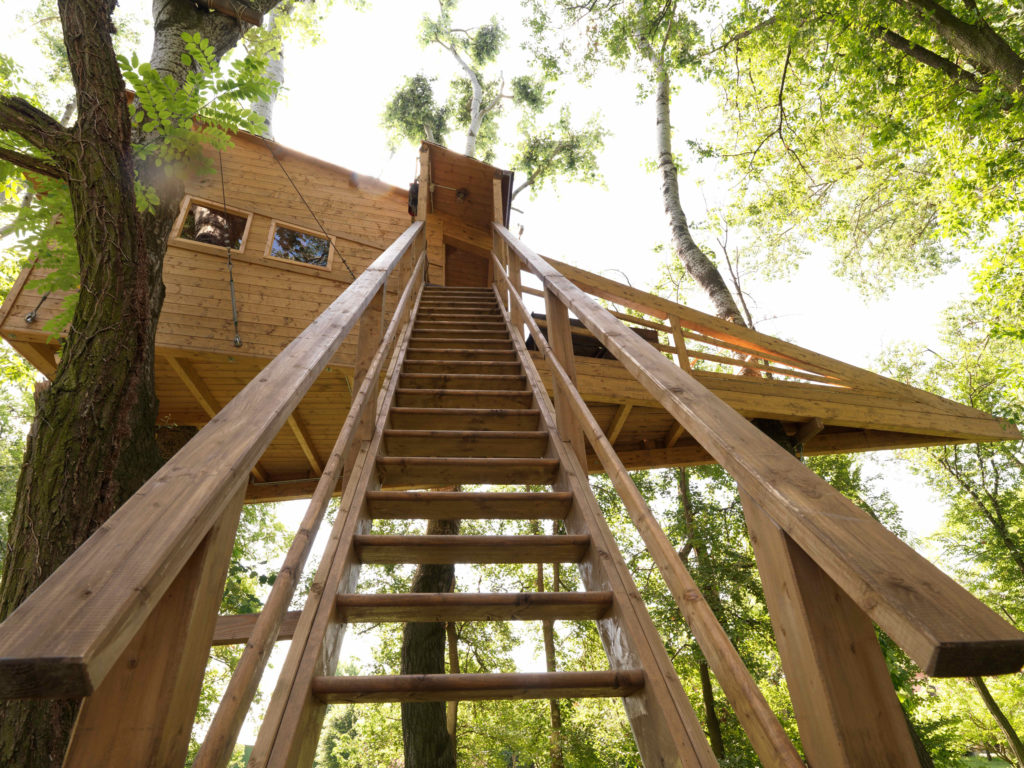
[377,456,559,486]
[405,348,516,362]
[401,360,521,375]
[388,407,541,431]
[354,534,588,564]
[399,373,526,390]
[383,429,548,458]
[395,388,533,409]
[312,670,644,703]
[408,338,513,350]
[336,592,612,622]
[365,490,572,519]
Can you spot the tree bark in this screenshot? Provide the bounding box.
[698,659,726,759]
[652,64,746,325]
[535,522,565,768]
[971,676,1024,766]
[898,0,1024,92]
[401,517,459,768]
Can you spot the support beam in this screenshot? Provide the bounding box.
[793,417,825,448]
[287,410,322,475]
[664,421,686,450]
[167,356,268,483]
[606,404,632,446]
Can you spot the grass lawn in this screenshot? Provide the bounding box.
[961,757,1012,767]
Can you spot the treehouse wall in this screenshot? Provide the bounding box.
[0,133,411,368]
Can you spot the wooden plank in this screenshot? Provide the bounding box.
[394,388,532,409]
[312,670,643,704]
[382,429,548,458]
[354,534,589,565]
[605,404,632,446]
[64,483,245,767]
[287,410,322,475]
[494,282,720,765]
[0,222,424,699]
[376,456,560,487]
[500,268,804,766]
[212,611,301,646]
[499,224,1024,678]
[740,488,919,765]
[544,290,587,468]
[388,406,540,432]
[336,591,612,623]
[670,316,691,371]
[0,258,36,327]
[193,257,426,768]
[365,490,572,520]
[7,339,57,379]
[399,373,526,390]
[665,421,686,449]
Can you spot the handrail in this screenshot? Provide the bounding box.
[492,260,803,766]
[494,223,1024,677]
[194,250,426,768]
[0,221,425,699]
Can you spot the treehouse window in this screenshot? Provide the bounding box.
[175,198,250,251]
[266,222,333,270]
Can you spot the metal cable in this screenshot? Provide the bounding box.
[218,150,243,347]
[260,136,357,281]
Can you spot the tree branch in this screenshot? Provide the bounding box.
[0,146,64,180]
[0,96,70,159]
[702,15,777,57]
[879,27,980,91]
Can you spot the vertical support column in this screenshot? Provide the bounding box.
[669,316,691,371]
[739,489,919,766]
[507,245,524,342]
[345,288,384,482]
[416,145,430,222]
[492,176,509,310]
[63,482,247,768]
[544,290,587,469]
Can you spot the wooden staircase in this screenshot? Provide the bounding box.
[247,285,719,766]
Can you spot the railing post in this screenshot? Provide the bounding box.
[346,287,385,482]
[544,290,587,468]
[63,481,247,768]
[739,489,919,765]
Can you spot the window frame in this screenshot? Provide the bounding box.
[170,195,254,256]
[263,219,336,272]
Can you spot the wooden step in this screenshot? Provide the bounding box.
[414,320,508,332]
[354,534,589,564]
[395,388,533,409]
[410,329,510,341]
[312,670,643,704]
[383,429,548,458]
[422,287,493,294]
[418,297,497,306]
[408,337,513,351]
[399,373,526,391]
[389,407,541,431]
[376,456,559,486]
[416,308,501,319]
[417,304,499,314]
[405,348,516,362]
[366,490,573,520]
[336,591,612,622]
[401,360,521,376]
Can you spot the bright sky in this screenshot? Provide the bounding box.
[1,0,975,742]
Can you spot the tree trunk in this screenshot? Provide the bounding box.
[401,517,459,768]
[0,1,165,765]
[535,522,565,768]
[899,0,1024,92]
[251,9,285,139]
[0,2,283,766]
[971,676,1024,766]
[652,64,745,325]
[698,659,726,759]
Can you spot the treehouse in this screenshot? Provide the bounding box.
[0,138,1012,503]
[0,134,1022,767]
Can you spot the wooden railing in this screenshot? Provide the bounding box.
[0,221,425,761]
[491,223,1024,764]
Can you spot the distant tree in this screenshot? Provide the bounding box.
[382,0,605,200]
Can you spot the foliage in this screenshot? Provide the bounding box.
[381,0,605,199]
[702,0,1024,296]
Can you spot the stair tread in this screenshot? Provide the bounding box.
[366,490,572,519]
[336,591,612,622]
[312,670,644,703]
[354,534,588,564]
[382,429,549,459]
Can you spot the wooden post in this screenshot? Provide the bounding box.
[669,316,691,371]
[492,176,509,312]
[544,290,586,468]
[739,488,919,766]
[345,287,384,482]
[63,482,246,768]
[416,146,430,222]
